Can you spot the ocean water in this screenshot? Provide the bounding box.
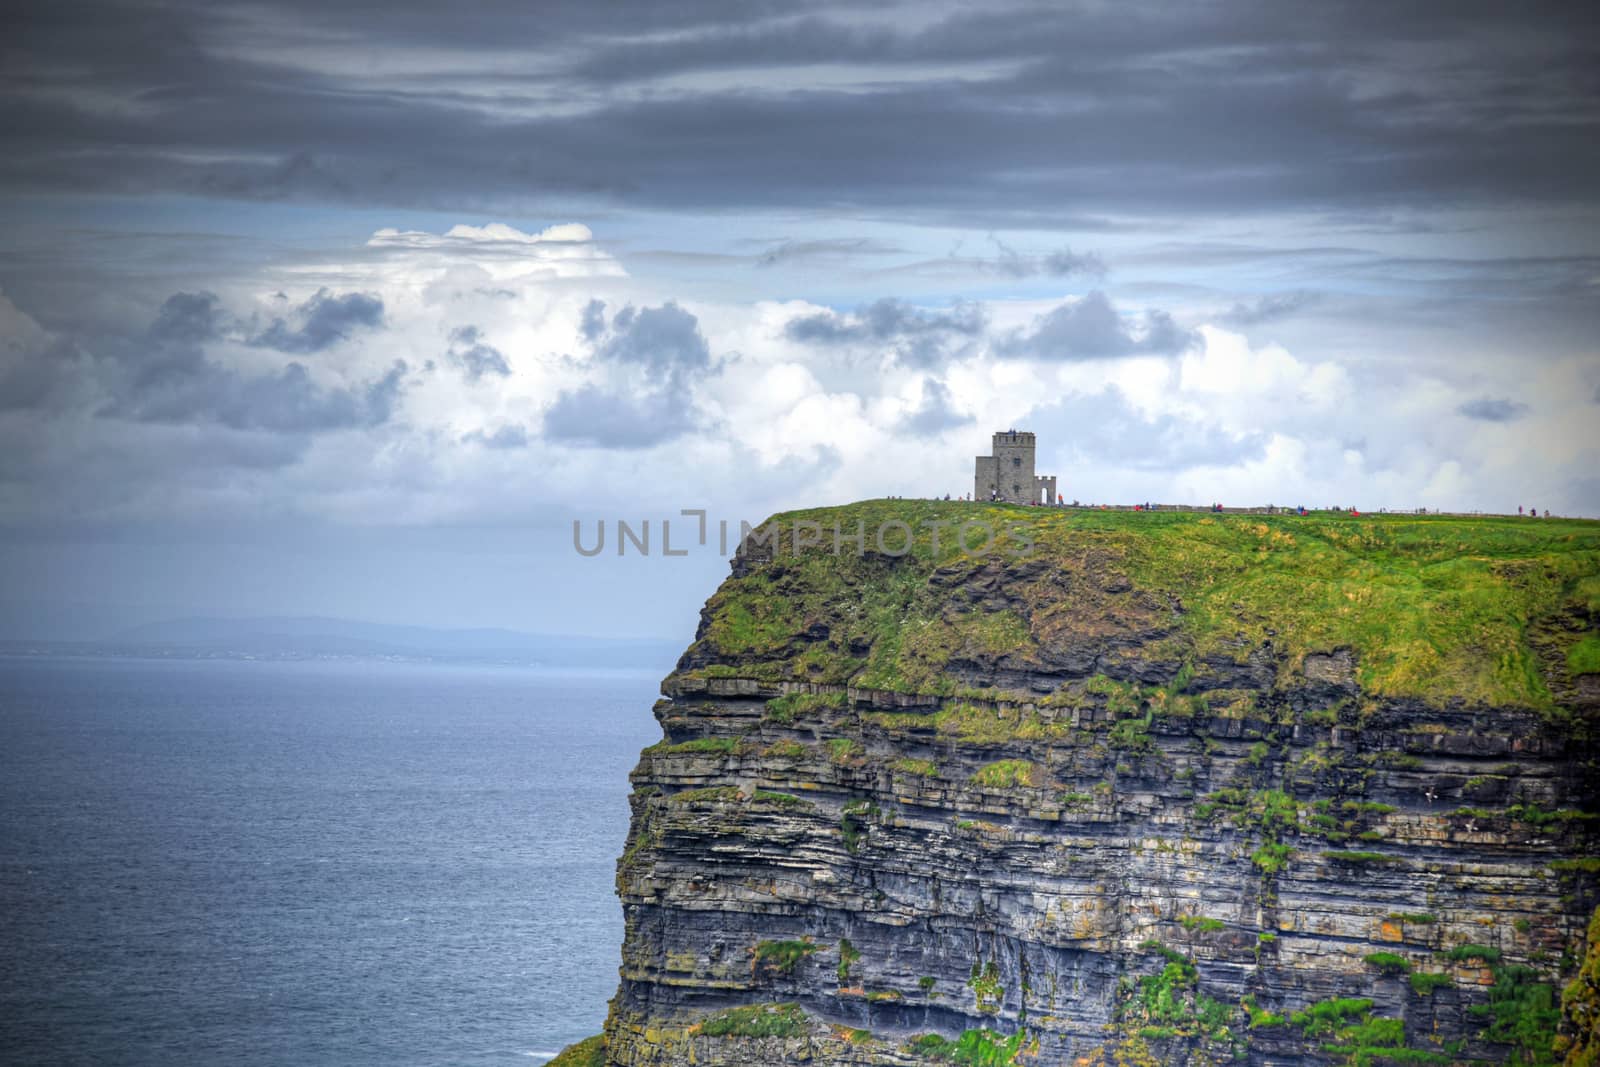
[0,656,664,1066]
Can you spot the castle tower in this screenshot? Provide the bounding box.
[975,430,1056,504]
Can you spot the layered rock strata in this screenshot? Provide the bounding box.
[592,502,1600,1066]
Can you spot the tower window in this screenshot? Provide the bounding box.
[1012,457,1021,468]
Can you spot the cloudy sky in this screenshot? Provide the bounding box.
[2,0,1597,640]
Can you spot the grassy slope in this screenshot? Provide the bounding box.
[546,1035,605,1067]
[691,500,1600,713]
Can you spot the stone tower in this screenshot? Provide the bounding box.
[974,429,1057,504]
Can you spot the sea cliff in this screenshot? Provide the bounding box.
[563,501,1600,1066]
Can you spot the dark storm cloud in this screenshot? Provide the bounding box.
[543,300,715,449]
[250,289,384,354]
[0,336,88,414]
[0,290,409,434]
[446,326,512,381]
[785,298,985,366]
[104,351,408,434]
[899,378,973,437]
[149,291,225,345]
[4,1,1596,223]
[1005,292,1196,361]
[1457,397,1530,422]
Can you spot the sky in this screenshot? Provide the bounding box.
[1,0,1598,641]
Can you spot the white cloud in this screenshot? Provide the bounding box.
[4,224,1597,529]
[359,220,627,283]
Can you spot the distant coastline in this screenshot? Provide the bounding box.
[0,616,681,672]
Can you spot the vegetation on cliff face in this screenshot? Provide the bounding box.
[1558,907,1600,1066]
[691,500,1600,713]
[606,500,1600,1067]
[547,1035,606,1067]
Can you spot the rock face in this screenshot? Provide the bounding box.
[596,502,1600,1066]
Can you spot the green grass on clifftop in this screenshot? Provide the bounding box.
[546,1035,605,1067]
[688,500,1600,713]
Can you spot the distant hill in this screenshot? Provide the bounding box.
[2,615,681,671]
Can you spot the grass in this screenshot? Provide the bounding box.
[970,759,1041,788]
[1285,996,1454,1066]
[1324,850,1401,865]
[753,790,811,808]
[866,701,1071,745]
[1505,803,1599,827]
[668,785,741,804]
[966,960,1005,1014]
[1389,912,1437,924]
[1441,943,1502,964]
[666,786,811,808]
[1290,997,1375,1039]
[1120,942,1236,1040]
[654,736,739,755]
[765,690,847,723]
[1252,842,1295,874]
[683,499,1600,712]
[547,1035,605,1067]
[1471,966,1559,1066]
[837,938,861,984]
[1364,952,1412,975]
[754,939,816,973]
[698,1002,810,1038]
[840,801,877,854]
[827,737,864,764]
[1569,633,1600,676]
[1242,994,1285,1029]
[906,1028,1024,1065]
[893,757,940,777]
[1562,907,1600,1066]
[1409,972,1454,995]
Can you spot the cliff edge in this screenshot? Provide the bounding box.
[578,501,1600,1066]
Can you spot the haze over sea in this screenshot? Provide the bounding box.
[0,656,662,1066]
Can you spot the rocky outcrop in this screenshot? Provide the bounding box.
[591,502,1600,1066]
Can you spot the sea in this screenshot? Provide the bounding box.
[0,656,664,1066]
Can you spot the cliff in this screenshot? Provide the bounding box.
[567,501,1600,1067]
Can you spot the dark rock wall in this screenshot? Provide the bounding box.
[600,522,1599,1066]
